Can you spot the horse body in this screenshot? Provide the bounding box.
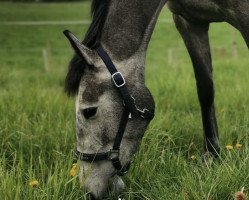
[168,0,225,22]
[64,0,249,199]
[101,0,166,60]
[168,0,249,45]
[167,0,249,156]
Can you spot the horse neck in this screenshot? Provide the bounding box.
[100,0,166,65]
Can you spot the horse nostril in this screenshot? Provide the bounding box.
[82,107,98,119]
[88,193,97,200]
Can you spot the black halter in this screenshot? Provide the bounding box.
[74,45,154,176]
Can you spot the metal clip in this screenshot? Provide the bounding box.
[137,108,149,118]
[108,149,120,161]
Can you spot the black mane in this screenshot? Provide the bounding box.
[65,0,110,96]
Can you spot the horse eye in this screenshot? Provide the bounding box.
[82,107,98,119]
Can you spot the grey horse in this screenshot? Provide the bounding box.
[64,0,249,199]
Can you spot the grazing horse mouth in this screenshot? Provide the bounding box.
[62,31,155,176]
[87,193,95,200]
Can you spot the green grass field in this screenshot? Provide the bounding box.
[0,2,249,199]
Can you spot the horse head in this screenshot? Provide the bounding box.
[64,30,155,199]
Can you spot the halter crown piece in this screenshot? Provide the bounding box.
[74,45,154,176]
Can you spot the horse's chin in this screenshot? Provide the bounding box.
[82,175,125,200]
[109,175,125,195]
[79,162,125,199]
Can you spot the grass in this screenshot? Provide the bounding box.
[0,2,249,200]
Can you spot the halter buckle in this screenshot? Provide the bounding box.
[108,149,119,161]
[112,72,126,88]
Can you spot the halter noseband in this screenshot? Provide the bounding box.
[74,45,154,176]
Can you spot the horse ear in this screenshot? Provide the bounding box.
[63,30,95,65]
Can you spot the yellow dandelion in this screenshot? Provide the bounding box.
[236,143,242,149]
[190,155,196,160]
[226,144,233,150]
[29,180,39,188]
[70,163,78,177]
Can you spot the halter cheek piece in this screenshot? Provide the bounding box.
[74,45,154,176]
